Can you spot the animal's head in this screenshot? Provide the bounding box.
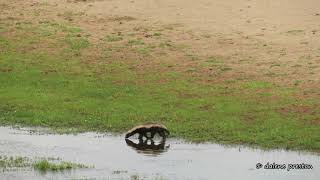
[125,133,131,139]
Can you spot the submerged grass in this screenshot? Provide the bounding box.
[0,20,319,152]
[0,156,30,169]
[0,156,89,171]
[33,159,89,171]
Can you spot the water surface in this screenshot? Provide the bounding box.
[0,126,319,180]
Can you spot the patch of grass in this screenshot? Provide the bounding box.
[186,67,197,73]
[128,39,144,46]
[112,170,128,174]
[105,35,123,42]
[286,29,304,35]
[0,36,10,47]
[0,156,91,172]
[201,56,223,67]
[0,156,30,169]
[220,66,232,72]
[153,32,162,37]
[33,159,88,171]
[58,11,85,21]
[201,57,232,72]
[293,80,302,86]
[201,34,211,38]
[131,175,140,180]
[243,81,273,89]
[66,36,90,50]
[186,53,199,61]
[137,47,152,55]
[159,40,173,48]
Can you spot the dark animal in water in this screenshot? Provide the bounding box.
[125,123,170,139]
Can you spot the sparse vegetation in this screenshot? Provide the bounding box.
[128,39,145,45]
[112,170,128,174]
[0,156,89,172]
[153,32,162,37]
[106,35,123,42]
[33,159,89,171]
[131,174,140,180]
[66,36,90,50]
[0,156,30,169]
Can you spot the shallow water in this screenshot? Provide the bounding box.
[0,126,319,180]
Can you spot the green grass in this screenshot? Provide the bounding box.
[137,47,152,55]
[128,39,144,46]
[0,156,30,169]
[0,21,319,152]
[0,156,88,171]
[33,159,88,171]
[153,32,162,37]
[243,81,273,89]
[105,35,123,42]
[66,35,90,51]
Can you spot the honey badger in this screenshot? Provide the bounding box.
[125,123,170,139]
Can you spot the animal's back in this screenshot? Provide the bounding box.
[125,123,169,138]
[127,123,166,132]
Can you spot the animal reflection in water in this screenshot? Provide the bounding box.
[125,138,170,155]
[125,123,170,155]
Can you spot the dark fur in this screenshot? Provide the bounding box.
[125,124,170,139]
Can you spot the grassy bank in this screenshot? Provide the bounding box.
[0,20,319,151]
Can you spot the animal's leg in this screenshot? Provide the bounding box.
[159,131,164,138]
[159,131,167,140]
[142,132,149,140]
[150,139,155,145]
[151,131,156,139]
